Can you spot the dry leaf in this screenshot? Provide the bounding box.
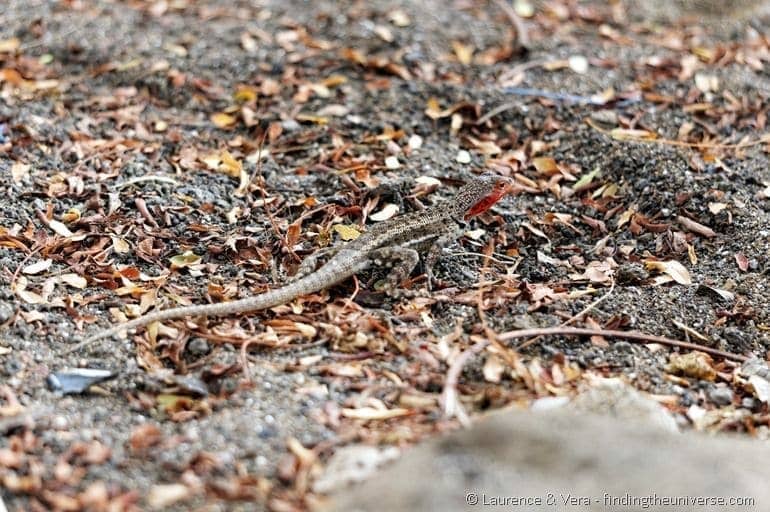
[169,251,202,270]
[48,219,73,237]
[210,112,237,129]
[0,38,21,53]
[11,162,30,183]
[451,41,474,65]
[666,352,716,381]
[677,215,716,238]
[609,128,658,141]
[218,151,242,177]
[147,484,190,509]
[483,354,505,383]
[644,260,692,285]
[707,202,728,214]
[370,204,399,221]
[735,252,749,272]
[532,157,559,175]
[340,407,410,420]
[22,259,52,275]
[748,375,770,403]
[60,273,88,289]
[333,224,361,241]
[112,237,130,254]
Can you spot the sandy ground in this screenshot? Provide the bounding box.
[1,0,769,510]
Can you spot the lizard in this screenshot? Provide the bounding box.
[65,172,514,353]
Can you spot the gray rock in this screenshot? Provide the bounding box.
[570,378,679,433]
[327,408,769,512]
[313,445,400,494]
[708,386,734,406]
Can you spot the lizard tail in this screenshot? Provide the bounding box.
[66,267,342,353]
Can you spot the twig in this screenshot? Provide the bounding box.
[449,250,521,266]
[441,287,501,426]
[476,102,521,125]
[498,327,749,362]
[19,25,83,51]
[586,118,769,150]
[441,339,489,426]
[502,87,609,105]
[10,244,42,294]
[517,280,615,349]
[134,197,159,228]
[490,0,529,51]
[252,132,299,262]
[114,175,180,189]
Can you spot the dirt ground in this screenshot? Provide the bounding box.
[1,0,769,510]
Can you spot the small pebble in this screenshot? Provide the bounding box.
[568,55,589,74]
[51,415,69,430]
[408,134,423,150]
[456,150,471,164]
[186,337,211,357]
[384,156,400,169]
[707,386,734,406]
[0,302,13,323]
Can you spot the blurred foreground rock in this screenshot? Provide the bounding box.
[326,405,766,512]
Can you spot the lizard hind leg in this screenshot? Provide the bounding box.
[290,246,339,282]
[369,246,420,297]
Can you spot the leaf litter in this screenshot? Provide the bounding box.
[0,0,769,510]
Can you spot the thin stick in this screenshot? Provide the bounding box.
[586,118,769,150]
[517,280,615,350]
[114,175,180,189]
[498,327,750,362]
[253,132,299,262]
[476,102,520,125]
[491,0,529,50]
[441,339,489,426]
[449,250,521,266]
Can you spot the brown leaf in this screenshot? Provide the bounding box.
[129,424,163,454]
[644,260,692,285]
[210,112,237,129]
[532,157,559,175]
[735,252,749,272]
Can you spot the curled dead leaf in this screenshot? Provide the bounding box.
[22,259,52,275]
[48,219,73,237]
[370,203,399,222]
[644,260,692,285]
[169,251,202,270]
[60,273,88,289]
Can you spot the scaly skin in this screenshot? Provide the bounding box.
[66,173,513,353]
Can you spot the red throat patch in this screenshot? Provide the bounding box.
[465,190,506,220]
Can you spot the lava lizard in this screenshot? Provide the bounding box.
[67,172,514,352]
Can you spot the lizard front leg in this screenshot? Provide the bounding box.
[369,246,420,296]
[423,227,464,290]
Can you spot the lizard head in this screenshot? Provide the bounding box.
[453,172,514,220]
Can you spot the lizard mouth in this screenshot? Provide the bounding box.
[465,185,512,220]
